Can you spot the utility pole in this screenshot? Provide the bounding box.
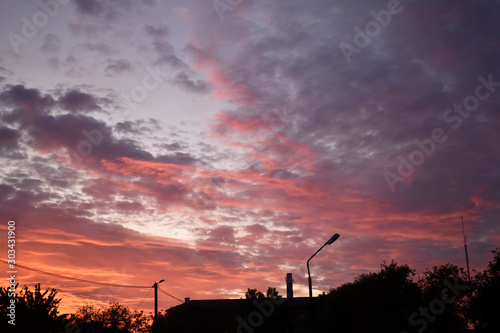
[153,279,165,333]
[461,210,471,283]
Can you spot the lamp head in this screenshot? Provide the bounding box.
[325,233,340,245]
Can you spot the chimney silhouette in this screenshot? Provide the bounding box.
[286,273,293,299]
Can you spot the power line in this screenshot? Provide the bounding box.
[0,259,183,304]
[0,258,150,289]
[134,288,153,311]
[158,286,183,303]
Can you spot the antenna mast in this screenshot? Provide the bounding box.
[461,209,471,283]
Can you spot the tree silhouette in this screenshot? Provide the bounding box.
[266,286,280,298]
[315,260,422,333]
[0,283,68,333]
[417,263,469,332]
[71,301,150,333]
[470,248,500,332]
[245,288,265,300]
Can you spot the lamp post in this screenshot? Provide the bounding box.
[306,233,340,332]
[153,279,165,333]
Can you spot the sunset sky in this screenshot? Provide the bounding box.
[1,0,499,315]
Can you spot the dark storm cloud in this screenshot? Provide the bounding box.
[0,126,23,158]
[0,84,206,177]
[0,126,20,147]
[0,85,55,121]
[58,89,103,113]
[30,113,154,163]
[0,85,147,165]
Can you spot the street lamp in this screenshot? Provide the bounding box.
[306,233,340,332]
[307,233,340,298]
[153,279,165,333]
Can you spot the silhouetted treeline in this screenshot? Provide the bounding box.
[0,286,152,333]
[0,248,498,333]
[157,249,500,333]
[314,249,499,333]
